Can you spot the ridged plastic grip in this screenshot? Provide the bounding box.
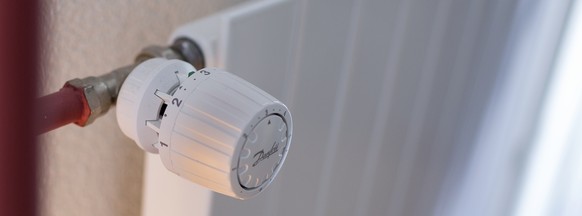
[117,59,292,200]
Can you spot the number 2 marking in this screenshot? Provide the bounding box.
[172,98,182,107]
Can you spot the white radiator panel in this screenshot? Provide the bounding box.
[141,0,571,215]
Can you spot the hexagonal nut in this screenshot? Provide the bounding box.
[66,77,112,126]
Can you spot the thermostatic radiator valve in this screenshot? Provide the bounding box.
[116,58,293,200]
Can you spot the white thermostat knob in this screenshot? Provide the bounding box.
[116,58,293,199]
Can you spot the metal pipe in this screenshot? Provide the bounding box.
[37,38,205,133]
[35,86,86,134]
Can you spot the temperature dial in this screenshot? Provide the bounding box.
[116,58,293,200]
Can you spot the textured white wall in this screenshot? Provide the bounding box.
[39,1,245,215]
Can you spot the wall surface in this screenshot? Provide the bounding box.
[39,1,245,216]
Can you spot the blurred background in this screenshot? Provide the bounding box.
[1,0,581,215]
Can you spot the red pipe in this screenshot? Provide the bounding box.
[0,0,39,216]
[36,85,88,134]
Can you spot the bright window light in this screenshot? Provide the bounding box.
[514,1,582,215]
